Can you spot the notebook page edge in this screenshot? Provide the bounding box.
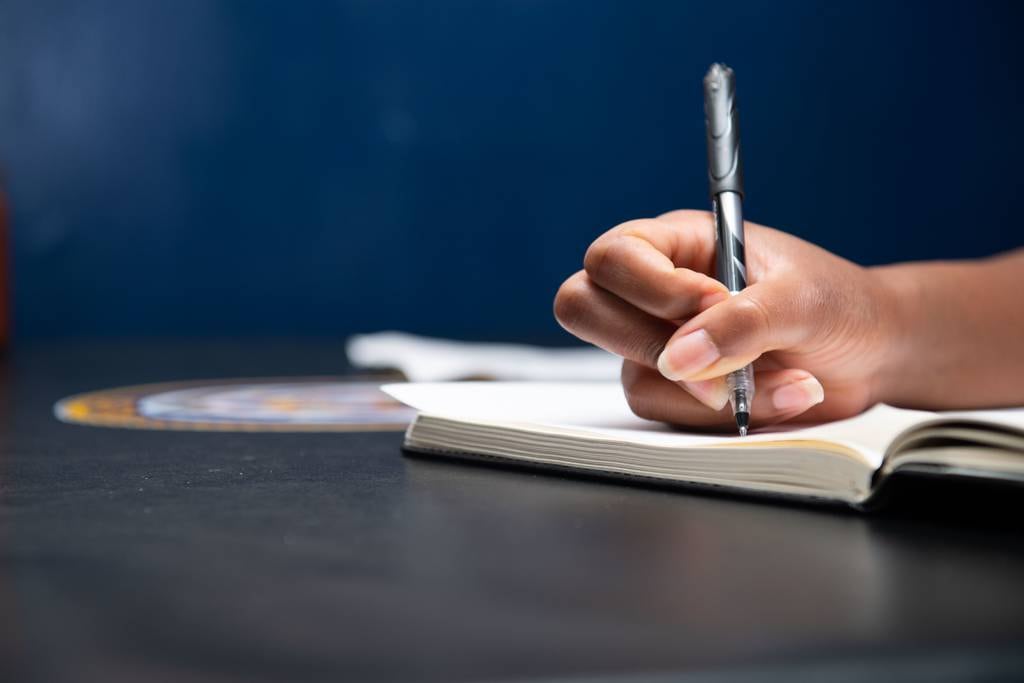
[383,381,928,469]
[404,414,874,504]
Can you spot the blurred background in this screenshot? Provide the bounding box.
[0,0,1021,343]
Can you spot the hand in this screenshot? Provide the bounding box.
[553,210,897,430]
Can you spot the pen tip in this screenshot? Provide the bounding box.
[736,411,749,437]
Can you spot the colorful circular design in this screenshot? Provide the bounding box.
[54,376,415,432]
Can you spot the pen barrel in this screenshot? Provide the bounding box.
[713,192,747,292]
[703,63,744,198]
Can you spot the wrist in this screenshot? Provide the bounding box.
[867,263,922,406]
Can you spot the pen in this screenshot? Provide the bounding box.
[703,63,754,436]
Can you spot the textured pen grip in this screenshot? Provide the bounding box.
[727,365,755,407]
[703,63,744,198]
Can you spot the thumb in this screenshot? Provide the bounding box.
[656,279,813,382]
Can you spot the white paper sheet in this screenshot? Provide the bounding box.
[347,332,621,382]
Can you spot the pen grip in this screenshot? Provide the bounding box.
[703,64,744,198]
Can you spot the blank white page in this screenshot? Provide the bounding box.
[386,381,654,430]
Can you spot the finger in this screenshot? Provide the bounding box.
[679,376,730,411]
[603,212,720,272]
[622,360,825,431]
[623,360,721,426]
[655,209,771,284]
[584,227,728,320]
[679,355,785,410]
[554,271,677,368]
[655,278,816,382]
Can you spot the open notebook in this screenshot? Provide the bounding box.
[384,382,1024,508]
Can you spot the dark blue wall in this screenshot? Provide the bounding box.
[1,1,1021,340]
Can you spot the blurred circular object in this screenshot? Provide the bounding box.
[54,377,414,431]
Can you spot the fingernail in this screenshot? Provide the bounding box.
[657,329,720,381]
[681,378,730,411]
[771,375,825,413]
[699,290,730,311]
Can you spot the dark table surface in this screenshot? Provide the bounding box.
[2,341,1024,683]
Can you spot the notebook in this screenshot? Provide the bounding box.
[384,381,1024,508]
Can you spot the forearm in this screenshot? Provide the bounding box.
[873,249,1024,409]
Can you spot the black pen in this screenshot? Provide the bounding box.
[703,63,754,436]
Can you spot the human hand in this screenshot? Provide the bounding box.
[553,210,897,430]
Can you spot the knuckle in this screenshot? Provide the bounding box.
[623,385,656,421]
[627,398,655,421]
[620,362,655,420]
[584,219,651,280]
[620,359,641,391]
[582,238,613,281]
[584,225,647,285]
[552,272,593,331]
